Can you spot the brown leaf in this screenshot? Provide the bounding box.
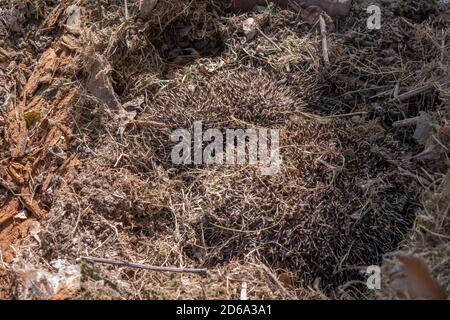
[140,0,159,18]
[302,5,323,24]
[122,96,145,110]
[412,112,446,160]
[393,112,447,160]
[393,255,447,300]
[278,272,294,288]
[85,55,137,137]
[86,54,121,109]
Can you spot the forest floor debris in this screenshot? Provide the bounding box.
[0,0,449,299]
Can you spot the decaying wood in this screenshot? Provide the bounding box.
[0,47,13,62]
[40,0,71,30]
[22,48,59,99]
[4,101,28,159]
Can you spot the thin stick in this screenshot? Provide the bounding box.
[124,0,129,20]
[324,111,368,118]
[299,111,368,120]
[389,82,435,102]
[81,256,208,276]
[257,27,282,51]
[389,77,448,103]
[319,15,330,67]
[337,85,392,97]
[130,119,168,129]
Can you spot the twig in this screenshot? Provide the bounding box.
[392,116,420,128]
[124,0,129,20]
[0,169,44,220]
[337,85,392,97]
[81,256,208,276]
[319,15,330,67]
[389,77,448,103]
[130,119,168,129]
[324,111,368,118]
[299,111,368,120]
[256,27,282,51]
[390,82,435,102]
[397,167,432,187]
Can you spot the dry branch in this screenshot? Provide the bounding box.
[392,116,421,128]
[319,15,330,67]
[81,256,208,276]
[390,77,449,103]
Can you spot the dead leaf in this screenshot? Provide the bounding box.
[278,272,294,288]
[140,0,159,18]
[85,55,138,137]
[393,112,447,160]
[2,7,27,33]
[86,54,121,109]
[413,111,432,145]
[122,96,145,110]
[29,221,42,245]
[19,186,45,220]
[302,5,323,24]
[391,255,447,300]
[412,113,447,160]
[15,259,81,300]
[117,110,137,137]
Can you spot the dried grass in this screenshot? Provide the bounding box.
[1,0,449,299]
